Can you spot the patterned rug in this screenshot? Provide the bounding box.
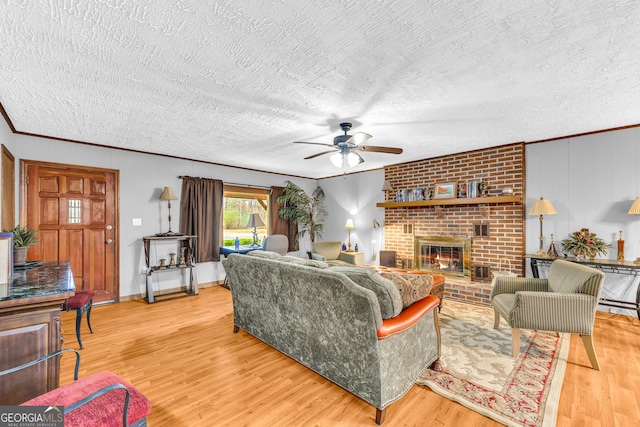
[416,300,569,427]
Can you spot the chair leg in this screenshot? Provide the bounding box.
[75,308,84,350]
[493,309,501,329]
[581,334,601,371]
[511,328,520,358]
[86,299,94,334]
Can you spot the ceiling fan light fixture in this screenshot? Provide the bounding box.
[330,152,344,168]
[346,152,361,167]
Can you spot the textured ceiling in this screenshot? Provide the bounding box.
[1,1,640,179]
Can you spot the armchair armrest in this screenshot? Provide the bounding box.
[338,251,360,265]
[490,277,549,298]
[310,253,326,261]
[512,291,599,334]
[377,295,440,338]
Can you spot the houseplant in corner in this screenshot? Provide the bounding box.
[6,224,40,266]
[277,180,327,252]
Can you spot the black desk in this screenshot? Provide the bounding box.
[220,245,262,256]
[525,254,640,319]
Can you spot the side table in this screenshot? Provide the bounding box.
[143,235,199,303]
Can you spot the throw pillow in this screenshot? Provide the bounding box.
[380,272,434,309]
[329,266,403,319]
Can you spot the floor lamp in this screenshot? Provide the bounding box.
[628,197,640,263]
[528,197,557,256]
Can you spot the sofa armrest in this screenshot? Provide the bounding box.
[310,253,326,261]
[377,295,440,338]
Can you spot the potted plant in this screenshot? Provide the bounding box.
[277,180,327,250]
[561,228,610,260]
[5,225,40,266]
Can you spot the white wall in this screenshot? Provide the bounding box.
[0,121,315,299]
[318,169,386,264]
[526,127,640,315]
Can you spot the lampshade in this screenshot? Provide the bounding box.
[528,197,557,215]
[345,218,355,229]
[246,213,265,228]
[381,180,393,191]
[628,197,640,214]
[330,152,344,168]
[159,186,178,200]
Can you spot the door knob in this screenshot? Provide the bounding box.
[106,239,114,244]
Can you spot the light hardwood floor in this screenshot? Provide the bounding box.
[59,286,640,426]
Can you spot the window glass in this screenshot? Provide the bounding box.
[223,186,268,246]
[69,199,82,224]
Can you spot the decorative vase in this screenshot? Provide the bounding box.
[573,251,588,261]
[13,247,28,266]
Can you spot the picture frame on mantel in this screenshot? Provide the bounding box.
[0,232,13,287]
[434,181,458,199]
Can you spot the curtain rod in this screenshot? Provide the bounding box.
[178,176,272,190]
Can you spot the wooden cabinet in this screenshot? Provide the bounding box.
[143,235,198,303]
[0,308,62,404]
[0,261,75,404]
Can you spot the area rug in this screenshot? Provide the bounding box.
[416,300,569,427]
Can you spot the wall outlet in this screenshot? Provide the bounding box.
[133,218,142,226]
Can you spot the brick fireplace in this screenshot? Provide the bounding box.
[381,144,525,305]
[414,235,471,278]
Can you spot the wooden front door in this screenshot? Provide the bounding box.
[22,161,118,303]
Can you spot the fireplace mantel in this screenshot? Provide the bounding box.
[376,194,520,208]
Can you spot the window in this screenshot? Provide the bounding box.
[68,199,82,224]
[223,185,269,246]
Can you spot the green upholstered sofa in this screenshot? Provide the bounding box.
[222,252,441,424]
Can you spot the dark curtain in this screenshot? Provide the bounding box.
[269,186,298,252]
[180,177,224,262]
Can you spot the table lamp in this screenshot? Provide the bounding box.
[345,218,355,251]
[628,197,640,264]
[159,186,178,235]
[247,213,265,247]
[381,180,393,201]
[528,197,557,256]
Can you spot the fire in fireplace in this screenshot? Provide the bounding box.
[414,236,471,278]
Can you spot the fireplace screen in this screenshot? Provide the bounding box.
[414,236,471,278]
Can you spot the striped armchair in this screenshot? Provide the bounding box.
[490,259,605,370]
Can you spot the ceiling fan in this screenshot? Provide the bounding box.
[294,122,403,168]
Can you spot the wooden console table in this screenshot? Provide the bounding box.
[0,261,76,404]
[525,254,640,319]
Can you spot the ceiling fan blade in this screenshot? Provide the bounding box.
[358,145,403,154]
[304,150,338,160]
[352,152,365,165]
[344,132,373,146]
[294,141,335,147]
